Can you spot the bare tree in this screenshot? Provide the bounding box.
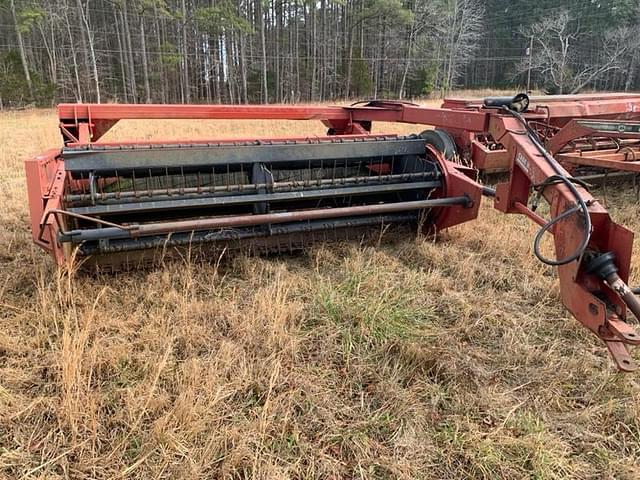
[35,2,59,88]
[180,0,190,103]
[75,0,101,102]
[258,0,268,103]
[399,1,441,99]
[436,0,484,94]
[0,0,639,107]
[515,9,640,94]
[571,26,640,93]
[9,0,32,97]
[137,1,152,103]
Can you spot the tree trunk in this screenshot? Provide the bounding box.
[295,0,300,101]
[181,0,190,103]
[122,7,138,103]
[214,35,222,103]
[114,9,128,102]
[10,0,33,98]
[399,22,415,99]
[75,0,100,102]
[36,14,57,88]
[311,4,317,100]
[153,2,167,103]
[140,15,152,103]
[259,0,269,103]
[625,53,638,91]
[64,8,83,102]
[275,1,281,102]
[239,31,248,104]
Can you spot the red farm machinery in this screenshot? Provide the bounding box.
[25,93,640,371]
[441,93,640,174]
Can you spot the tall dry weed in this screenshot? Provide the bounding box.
[0,104,639,478]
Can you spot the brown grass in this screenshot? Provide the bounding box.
[1,100,640,479]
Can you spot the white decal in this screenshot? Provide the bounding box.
[516,152,529,173]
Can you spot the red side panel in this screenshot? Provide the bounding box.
[24,148,66,265]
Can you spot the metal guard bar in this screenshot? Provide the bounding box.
[59,196,472,244]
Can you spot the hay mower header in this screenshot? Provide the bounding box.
[25,94,640,371]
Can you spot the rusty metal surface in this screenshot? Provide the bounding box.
[490,108,640,371]
[441,94,640,173]
[38,131,481,274]
[67,181,442,216]
[81,222,418,273]
[558,149,640,173]
[64,171,438,205]
[63,135,428,176]
[77,213,419,256]
[25,96,640,371]
[60,197,470,244]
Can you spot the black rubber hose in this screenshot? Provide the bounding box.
[501,107,592,266]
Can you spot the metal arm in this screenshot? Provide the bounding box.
[489,110,640,371]
[339,99,640,370]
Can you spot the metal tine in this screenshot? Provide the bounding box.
[285,165,293,191]
[80,172,86,195]
[210,166,215,193]
[401,153,408,180]
[318,159,323,186]
[147,169,152,198]
[65,170,439,206]
[342,158,347,185]
[132,170,137,197]
[165,167,171,196]
[70,173,79,202]
[197,171,202,194]
[240,163,244,192]
[332,158,337,185]
[389,156,395,182]
[254,164,258,191]
[180,166,185,195]
[115,170,121,199]
[69,173,77,201]
[226,163,231,192]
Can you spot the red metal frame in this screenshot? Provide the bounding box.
[558,148,640,173]
[24,97,640,371]
[58,104,361,143]
[25,149,65,262]
[442,94,640,172]
[57,102,490,145]
[489,114,638,370]
[58,95,640,173]
[27,127,483,269]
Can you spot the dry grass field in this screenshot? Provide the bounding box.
[1,99,640,479]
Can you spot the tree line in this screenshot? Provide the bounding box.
[0,0,639,107]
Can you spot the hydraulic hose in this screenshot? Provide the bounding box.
[501,107,592,266]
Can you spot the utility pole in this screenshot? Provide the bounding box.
[526,36,533,93]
